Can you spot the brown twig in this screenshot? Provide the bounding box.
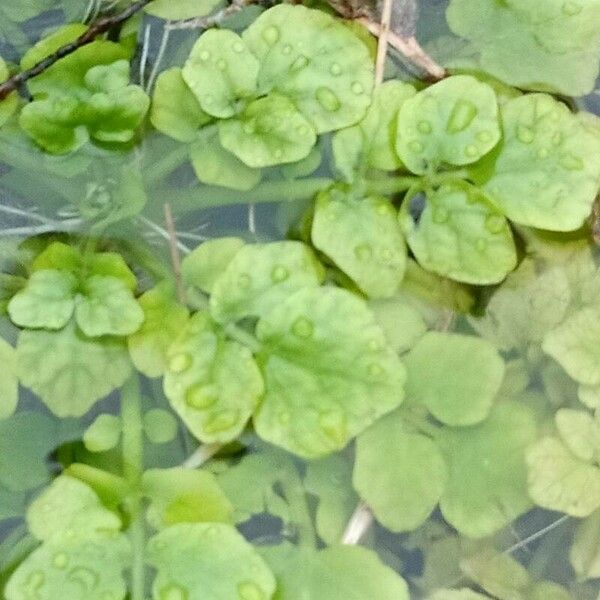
[163,203,186,304]
[374,0,393,87]
[0,0,151,101]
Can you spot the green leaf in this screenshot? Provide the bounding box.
[312,187,407,299]
[163,312,264,444]
[570,510,600,579]
[543,307,600,386]
[0,337,18,419]
[32,241,81,273]
[143,408,179,445]
[183,29,259,119]
[479,95,600,231]
[243,4,374,133]
[190,126,262,190]
[333,80,416,177]
[254,287,406,458]
[399,182,517,284]
[182,237,245,294]
[219,93,317,168]
[436,402,537,538]
[83,414,122,453]
[209,241,323,324]
[526,436,600,517]
[75,276,144,337]
[264,545,409,600]
[128,282,190,378]
[147,523,276,600]
[142,468,233,530]
[579,384,600,410]
[555,409,600,463]
[26,475,122,542]
[151,68,211,142]
[146,0,222,20]
[354,413,447,532]
[305,454,358,545]
[17,322,132,417]
[428,591,491,600]
[396,75,500,175]
[404,332,504,426]
[446,0,600,95]
[5,531,131,600]
[0,57,18,128]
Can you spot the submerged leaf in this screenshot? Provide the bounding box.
[147,523,276,600]
[312,187,407,298]
[163,312,264,444]
[254,287,406,458]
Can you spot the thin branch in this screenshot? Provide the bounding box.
[358,17,445,81]
[139,23,152,89]
[341,502,374,545]
[0,204,52,224]
[374,0,394,86]
[503,515,570,556]
[0,219,82,237]
[146,26,171,93]
[163,203,187,304]
[138,216,192,255]
[165,0,254,31]
[0,0,151,100]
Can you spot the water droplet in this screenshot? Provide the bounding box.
[297,125,310,136]
[485,214,505,234]
[562,1,582,15]
[351,82,364,95]
[282,44,292,55]
[203,94,214,106]
[238,273,252,288]
[329,63,342,76]
[475,238,487,252]
[537,148,549,159]
[271,265,289,282]
[204,410,239,434]
[291,55,309,71]
[169,353,192,374]
[354,244,373,260]
[377,202,392,215]
[560,153,584,171]
[315,87,341,112]
[24,571,45,596]
[216,59,227,71]
[232,42,244,53]
[380,248,393,261]
[408,140,424,153]
[186,384,218,410]
[53,553,68,569]
[273,148,284,159]
[277,410,291,425]
[68,567,99,590]
[446,99,478,133]
[160,584,189,600]
[368,339,382,351]
[432,206,449,224]
[552,132,563,146]
[318,410,347,444]
[417,121,432,134]
[465,144,479,158]
[368,363,384,377]
[516,124,535,144]
[238,581,266,600]
[292,317,314,338]
[199,50,211,61]
[477,130,493,143]
[243,123,255,135]
[262,26,280,45]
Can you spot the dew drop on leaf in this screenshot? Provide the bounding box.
[238,274,252,288]
[538,147,549,159]
[417,120,432,134]
[52,553,69,569]
[292,317,314,338]
[408,140,424,152]
[477,130,493,143]
[24,571,45,596]
[282,44,292,55]
[465,144,479,157]
[475,238,487,251]
[432,206,449,224]
[318,410,347,444]
[160,583,189,600]
[315,87,341,112]
[351,82,364,95]
[271,265,289,282]
[562,1,582,15]
[203,410,239,434]
[217,59,227,71]
[262,25,280,44]
[354,244,373,260]
[552,131,563,146]
[169,353,192,374]
[199,50,211,61]
[329,63,342,76]
[368,363,384,377]
[485,214,505,234]
[446,99,478,133]
[186,384,218,410]
[237,581,266,600]
[232,41,244,53]
[291,55,309,71]
[68,567,99,590]
[560,153,584,171]
[516,124,535,144]
[277,410,291,425]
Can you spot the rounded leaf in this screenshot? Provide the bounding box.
[83,414,122,453]
[143,409,179,445]
[243,4,374,133]
[396,75,500,175]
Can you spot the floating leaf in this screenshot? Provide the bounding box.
[143,408,179,445]
[163,312,264,444]
[150,67,211,142]
[526,436,600,517]
[83,414,122,453]
[146,0,222,20]
[210,241,323,324]
[312,187,407,298]
[142,468,233,530]
[404,332,504,426]
[219,93,317,168]
[555,409,600,463]
[354,413,447,532]
[396,75,500,175]
[183,29,259,119]
[436,402,537,538]
[570,510,600,579]
[191,126,262,190]
[128,283,190,378]
[17,322,132,417]
[147,523,276,600]
[479,95,600,231]
[399,182,517,284]
[243,4,374,133]
[0,337,18,419]
[254,287,406,458]
[368,298,427,354]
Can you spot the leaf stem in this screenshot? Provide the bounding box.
[365,175,418,196]
[280,471,317,549]
[121,375,146,600]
